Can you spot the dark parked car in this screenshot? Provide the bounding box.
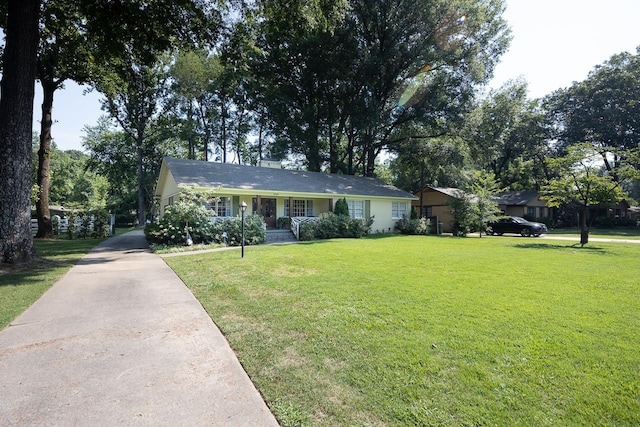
[486,216,548,237]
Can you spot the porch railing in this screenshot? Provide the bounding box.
[290,216,318,240]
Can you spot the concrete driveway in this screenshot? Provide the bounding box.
[0,230,279,426]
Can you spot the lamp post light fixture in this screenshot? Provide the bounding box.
[239,201,247,258]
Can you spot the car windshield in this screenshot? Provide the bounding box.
[512,217,527,223]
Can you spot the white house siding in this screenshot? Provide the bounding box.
[369,199,406,233]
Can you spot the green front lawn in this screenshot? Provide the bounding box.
[548,227,640,240]
[166,236,640,426]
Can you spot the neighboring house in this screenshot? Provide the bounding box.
[412,186,466,233]
[412,187,555,233]
[610,200,638,223]
[155,157,417,234]
[494,191,553,220]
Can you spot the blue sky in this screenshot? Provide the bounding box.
[33,0,640,151]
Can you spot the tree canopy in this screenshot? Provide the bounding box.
[541,144,628,245]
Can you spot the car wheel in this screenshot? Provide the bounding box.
[520,228,531,237]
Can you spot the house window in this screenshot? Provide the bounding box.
[208,197,231,217]
[392,202,407,219]
[527,207,535,218]
[347,200,365,219]
[421,206,432,218]
[285,199,313,217]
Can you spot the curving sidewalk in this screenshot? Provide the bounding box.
[0,230,279,426]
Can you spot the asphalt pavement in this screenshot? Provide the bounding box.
[0,230,279,426]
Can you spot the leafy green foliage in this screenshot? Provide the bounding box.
[300,212,372,240]
[212,215,266,246]
[64,209,111,240]
[145,200,216,245]
[145,185,266,246]
[465,80,550,189]
[546,49,640,174]
[467,171,501,236]
[448,191,475,236]
[333,197,349,216]
[249,0,510,175]
[395,217,430,235]
[542,144,628,245]
[276,217,291,229]
[447,171,501,237]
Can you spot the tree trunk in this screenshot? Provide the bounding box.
[136,138,146,227]
[579,206,589,246]
[0,0,41,263]
[35,78,57,239]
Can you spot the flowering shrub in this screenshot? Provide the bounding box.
[145,200,216,245]
[145,200,266,247]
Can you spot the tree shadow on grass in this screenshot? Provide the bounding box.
[512,242,608,253]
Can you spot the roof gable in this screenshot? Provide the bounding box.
[161,157,417,200]
[416,186,467,199]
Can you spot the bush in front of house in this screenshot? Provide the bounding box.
[210,214,266,246]
[145,200,266,247]
[395,217,431,235]
[334,197,349,216]
[145,200,216,245]
[300,212,373,240]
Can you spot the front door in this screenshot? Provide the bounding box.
[254,198,277,228]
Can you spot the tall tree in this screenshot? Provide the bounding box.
[167,49,219,161]
[545,49,640,180]
[389,133,468,193]
[34,0,96,238]
[465,80,550,189]
[0,0,40,263]
[97,60,170,226]
[251,0,510,175]
[541,144,628,246]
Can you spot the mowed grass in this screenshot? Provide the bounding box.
[548,227,640,240]
[166,235,640,426]
[0,237,106,329]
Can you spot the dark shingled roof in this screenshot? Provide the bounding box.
[164,157,417,199]
[494,191,539,206]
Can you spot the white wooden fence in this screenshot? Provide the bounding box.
[290,217,318,240]
[31,214,116,236]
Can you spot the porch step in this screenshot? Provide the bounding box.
[266,229,297,244]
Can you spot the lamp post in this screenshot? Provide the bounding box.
[239,201,247,258]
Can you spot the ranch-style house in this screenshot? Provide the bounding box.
[155,157,417,236]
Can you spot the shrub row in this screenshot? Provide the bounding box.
[54,209,111,239]
[299,212,373,240]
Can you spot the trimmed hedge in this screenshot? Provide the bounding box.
[300,212,373,240]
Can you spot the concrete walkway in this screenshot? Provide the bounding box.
[0,230,279,426]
